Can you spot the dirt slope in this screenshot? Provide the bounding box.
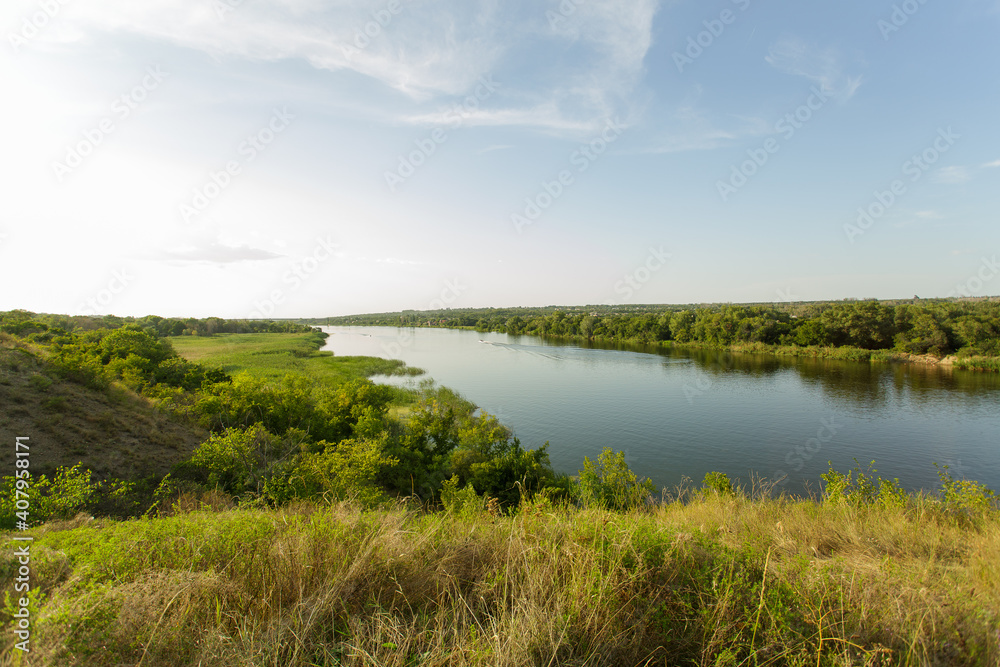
[0,335,207,480]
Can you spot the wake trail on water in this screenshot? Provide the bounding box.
[482,341,566,362]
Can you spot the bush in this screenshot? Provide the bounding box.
[277,435,398,507]
[0,465,99,528]
[935,463,997,517]
[188,424,285,496]
[821,460,906,508]
[577,448,655,511]
[702,471,735,496]
[440,475,486,517]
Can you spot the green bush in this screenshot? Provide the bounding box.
[0,465,99,528]
[821,460,906,508]
[440,475,486,517]
[577,448,655,511]
[701,471,735,496]
[935,463,997,516]
[188,424,285,496]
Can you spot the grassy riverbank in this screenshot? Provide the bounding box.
[169,330,424,386]
[4,486,998,666]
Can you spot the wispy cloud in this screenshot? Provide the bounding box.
[401,103,604,133]
[983,159,1000,168]
[148,241,283,265]
[50,0,659,132]
[765,38,864,101]
[355,255,430,267]
[477,144,513,155]
[933,165,973,184]
[642,89,768,154]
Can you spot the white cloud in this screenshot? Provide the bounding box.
[148,241,284,265]
[476,144,513,154]
[401,102,603,133]
[642,89,768,154]
[933,166,973,184]
[765,38,863,101]
[37,0,659,132]
[982,159,1000,168]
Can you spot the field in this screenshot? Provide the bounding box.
[169,332,424,389]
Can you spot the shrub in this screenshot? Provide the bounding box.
[577,448,655,511]
[188,424,282,496]
[285,435,398,507]
[0,465,99,528]
[821,459,906,508]
[440,475,486,517]
[702,471,735,496]
[935,463,997,516]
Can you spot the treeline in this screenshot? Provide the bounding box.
[0,309,313,340]
[322,300,1000,359]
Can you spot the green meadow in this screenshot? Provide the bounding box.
[168,331,423,388]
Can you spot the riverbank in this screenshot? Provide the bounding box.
[317,300,1000,373]
[6,488,998,666]
[370,324,1000,373]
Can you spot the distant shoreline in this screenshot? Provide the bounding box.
[323,323,1000,373]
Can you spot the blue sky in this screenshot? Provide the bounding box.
[1,0,998,318]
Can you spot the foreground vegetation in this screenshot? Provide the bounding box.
[3,475,999,666]
[316,299,1000,371]
[2,309,999,665]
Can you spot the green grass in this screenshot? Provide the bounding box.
[3,492,998,666]
[169,332,424,387]
[954,356,1000,372]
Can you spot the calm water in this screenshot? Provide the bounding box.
[321,326,1000,496]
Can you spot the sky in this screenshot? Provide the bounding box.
[1,0,998,319]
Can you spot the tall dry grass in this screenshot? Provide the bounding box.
[2,492,998,666]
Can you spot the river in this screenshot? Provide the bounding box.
[321,326,1000,496]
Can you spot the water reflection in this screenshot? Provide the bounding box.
[673,348,1000,411]
[322,327,1000,494]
